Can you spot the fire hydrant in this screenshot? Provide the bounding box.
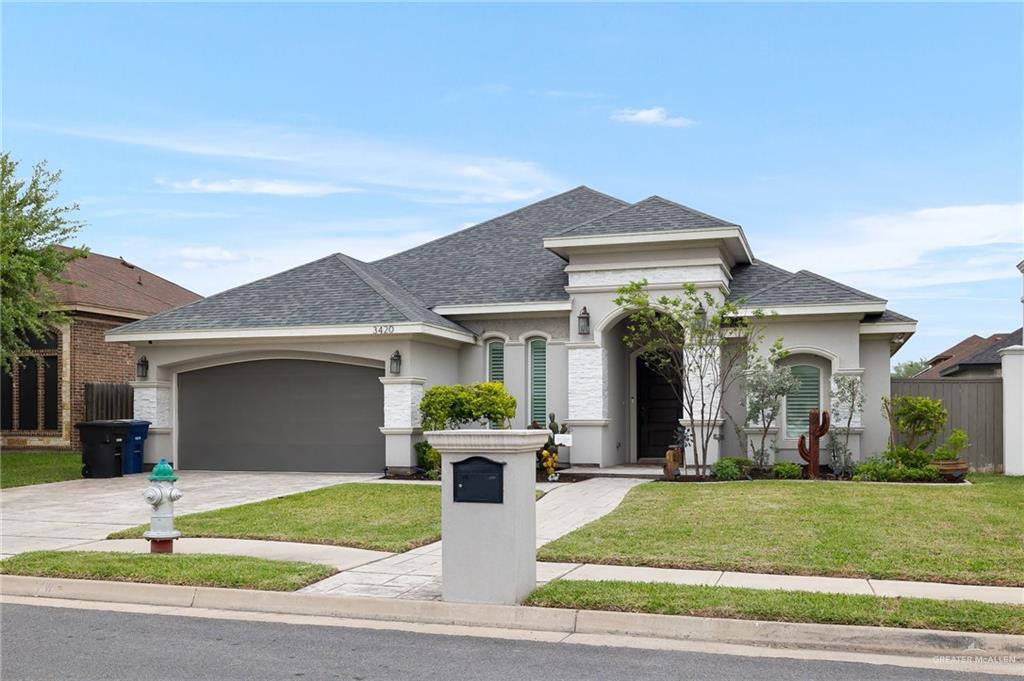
[142,458,182,553]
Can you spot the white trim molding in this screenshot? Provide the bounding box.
[859,322,918,335]
[740,302,887,317]
[431,300,572,316]
[107,322,475,345]
[543,226,754,264]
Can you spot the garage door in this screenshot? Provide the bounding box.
[177,359,385,472]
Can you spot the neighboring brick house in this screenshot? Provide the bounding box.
[1,249,200,450]
[915,328,1024,378]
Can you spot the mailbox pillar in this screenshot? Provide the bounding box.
[426,429,550,605]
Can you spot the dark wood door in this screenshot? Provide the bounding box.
[636,357,681,460]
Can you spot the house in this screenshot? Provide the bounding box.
[915,329,1024,378]
[1,249,201,450]
[108,187,916,473]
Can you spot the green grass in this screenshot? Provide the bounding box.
[0,551,334,591]
[0,451,82,488]
[537,474,1024,586]
[526,580,1024,635]
[109,483,441,553]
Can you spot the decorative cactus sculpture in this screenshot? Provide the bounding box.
[798,409,830,479]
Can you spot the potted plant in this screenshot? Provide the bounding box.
[930,429,970,481]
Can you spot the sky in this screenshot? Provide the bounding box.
[3,2,1022,364]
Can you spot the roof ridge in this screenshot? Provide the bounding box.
[374,186,628,265]
[332,254,422,324]
[640,195,740,227]
[548,199,638,236]
[796,269,886,302]
[741,270,800,301]
[59,246,202,299]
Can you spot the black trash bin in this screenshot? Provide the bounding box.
[75,421,132,478]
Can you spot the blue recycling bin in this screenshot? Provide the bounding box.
[118,419,151,474]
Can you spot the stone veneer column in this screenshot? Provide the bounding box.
[379,376,426,473]
[565,344,608,465]
[131,380,172,464]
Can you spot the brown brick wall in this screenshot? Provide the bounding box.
[2,313,136,450]
[69,314,136,448]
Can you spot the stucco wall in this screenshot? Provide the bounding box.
[860,336,893,457]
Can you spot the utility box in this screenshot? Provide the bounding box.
[427,429,550,605]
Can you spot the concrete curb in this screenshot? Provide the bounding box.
[3,575,1022,658]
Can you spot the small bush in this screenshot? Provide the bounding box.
[887,446,932,469]
[852,455,941,483]
[419,382,516,430]
[933,429,969,461]
[414,441,441,475]
[884,395,948,451]
[772,462,803,479]
[718,456,754,473]
[711,459,742,481]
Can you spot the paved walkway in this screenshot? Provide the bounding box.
[301,477,647,599]
[1,471,374,557]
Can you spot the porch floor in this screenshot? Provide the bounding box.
[562,464,665,479]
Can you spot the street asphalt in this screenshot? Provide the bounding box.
[1,603,1016,681]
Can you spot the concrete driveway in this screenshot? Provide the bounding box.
[1,471,376,557]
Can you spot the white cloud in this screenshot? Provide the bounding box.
[177,246,241,264]
[157,177,361,197]
[610,106,695,128]
[760,203,1024,292]
[26,121,564,205]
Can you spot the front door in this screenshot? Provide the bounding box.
[636,357,681,461]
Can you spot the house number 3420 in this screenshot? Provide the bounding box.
[373,325,395,334]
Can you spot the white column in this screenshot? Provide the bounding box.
[1000,347,1024,476]
[430,429,549,604]
[131,380,172,464]
[379,376,425,473]
[566,344,608,465]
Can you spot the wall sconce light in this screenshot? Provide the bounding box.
[389,350,402,376]
[695,303,707,330]
[136,355,149,380]
[578,306,591,335]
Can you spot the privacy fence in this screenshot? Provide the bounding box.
[890,378,1003,472]
[84,383,134,422]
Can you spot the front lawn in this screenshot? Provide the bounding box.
[526,580,1024,635]
[109,483,441,553]
[0,551,334,591]
[0,451,81,488]
[537,474,1024,586]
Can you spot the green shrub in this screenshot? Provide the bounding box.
[933,429,969,461]
[887,446,932,469]
[718,456,754,473]
[414,441,441,475]
[852,455,941,483]
[711,459,742,481]
[883,395,948,451]
[772,462,803,479]
[419,382,516,430]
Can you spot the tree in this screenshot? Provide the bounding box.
[614,280,774,476]
[0,154,87,373]
[828,374,865,477]
[892,357,929,378]
[743,339,798,470]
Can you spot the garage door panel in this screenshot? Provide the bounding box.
[178,359,384,472]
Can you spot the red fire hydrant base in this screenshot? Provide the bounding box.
[149,539,174,554]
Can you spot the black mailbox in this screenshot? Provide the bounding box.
[452,456,505,504]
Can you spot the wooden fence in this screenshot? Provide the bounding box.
[84,383,134,421]
[891,378,1003,472]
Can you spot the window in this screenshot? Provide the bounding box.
[18,357,39,431]
[486,340,504,383]
[786,365,821,438]
[528,338,547,425]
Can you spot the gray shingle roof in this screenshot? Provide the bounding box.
[727,260,793,301]
[742,270,885,307]
[374,186,627,306]
[110,253,468,335]
[552,195,738,238]
[959,328,1022,366]
[864,309,917,324]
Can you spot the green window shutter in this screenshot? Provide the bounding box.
[786,365,821,438]
[487,341,504,383]
[529,339,547,425]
